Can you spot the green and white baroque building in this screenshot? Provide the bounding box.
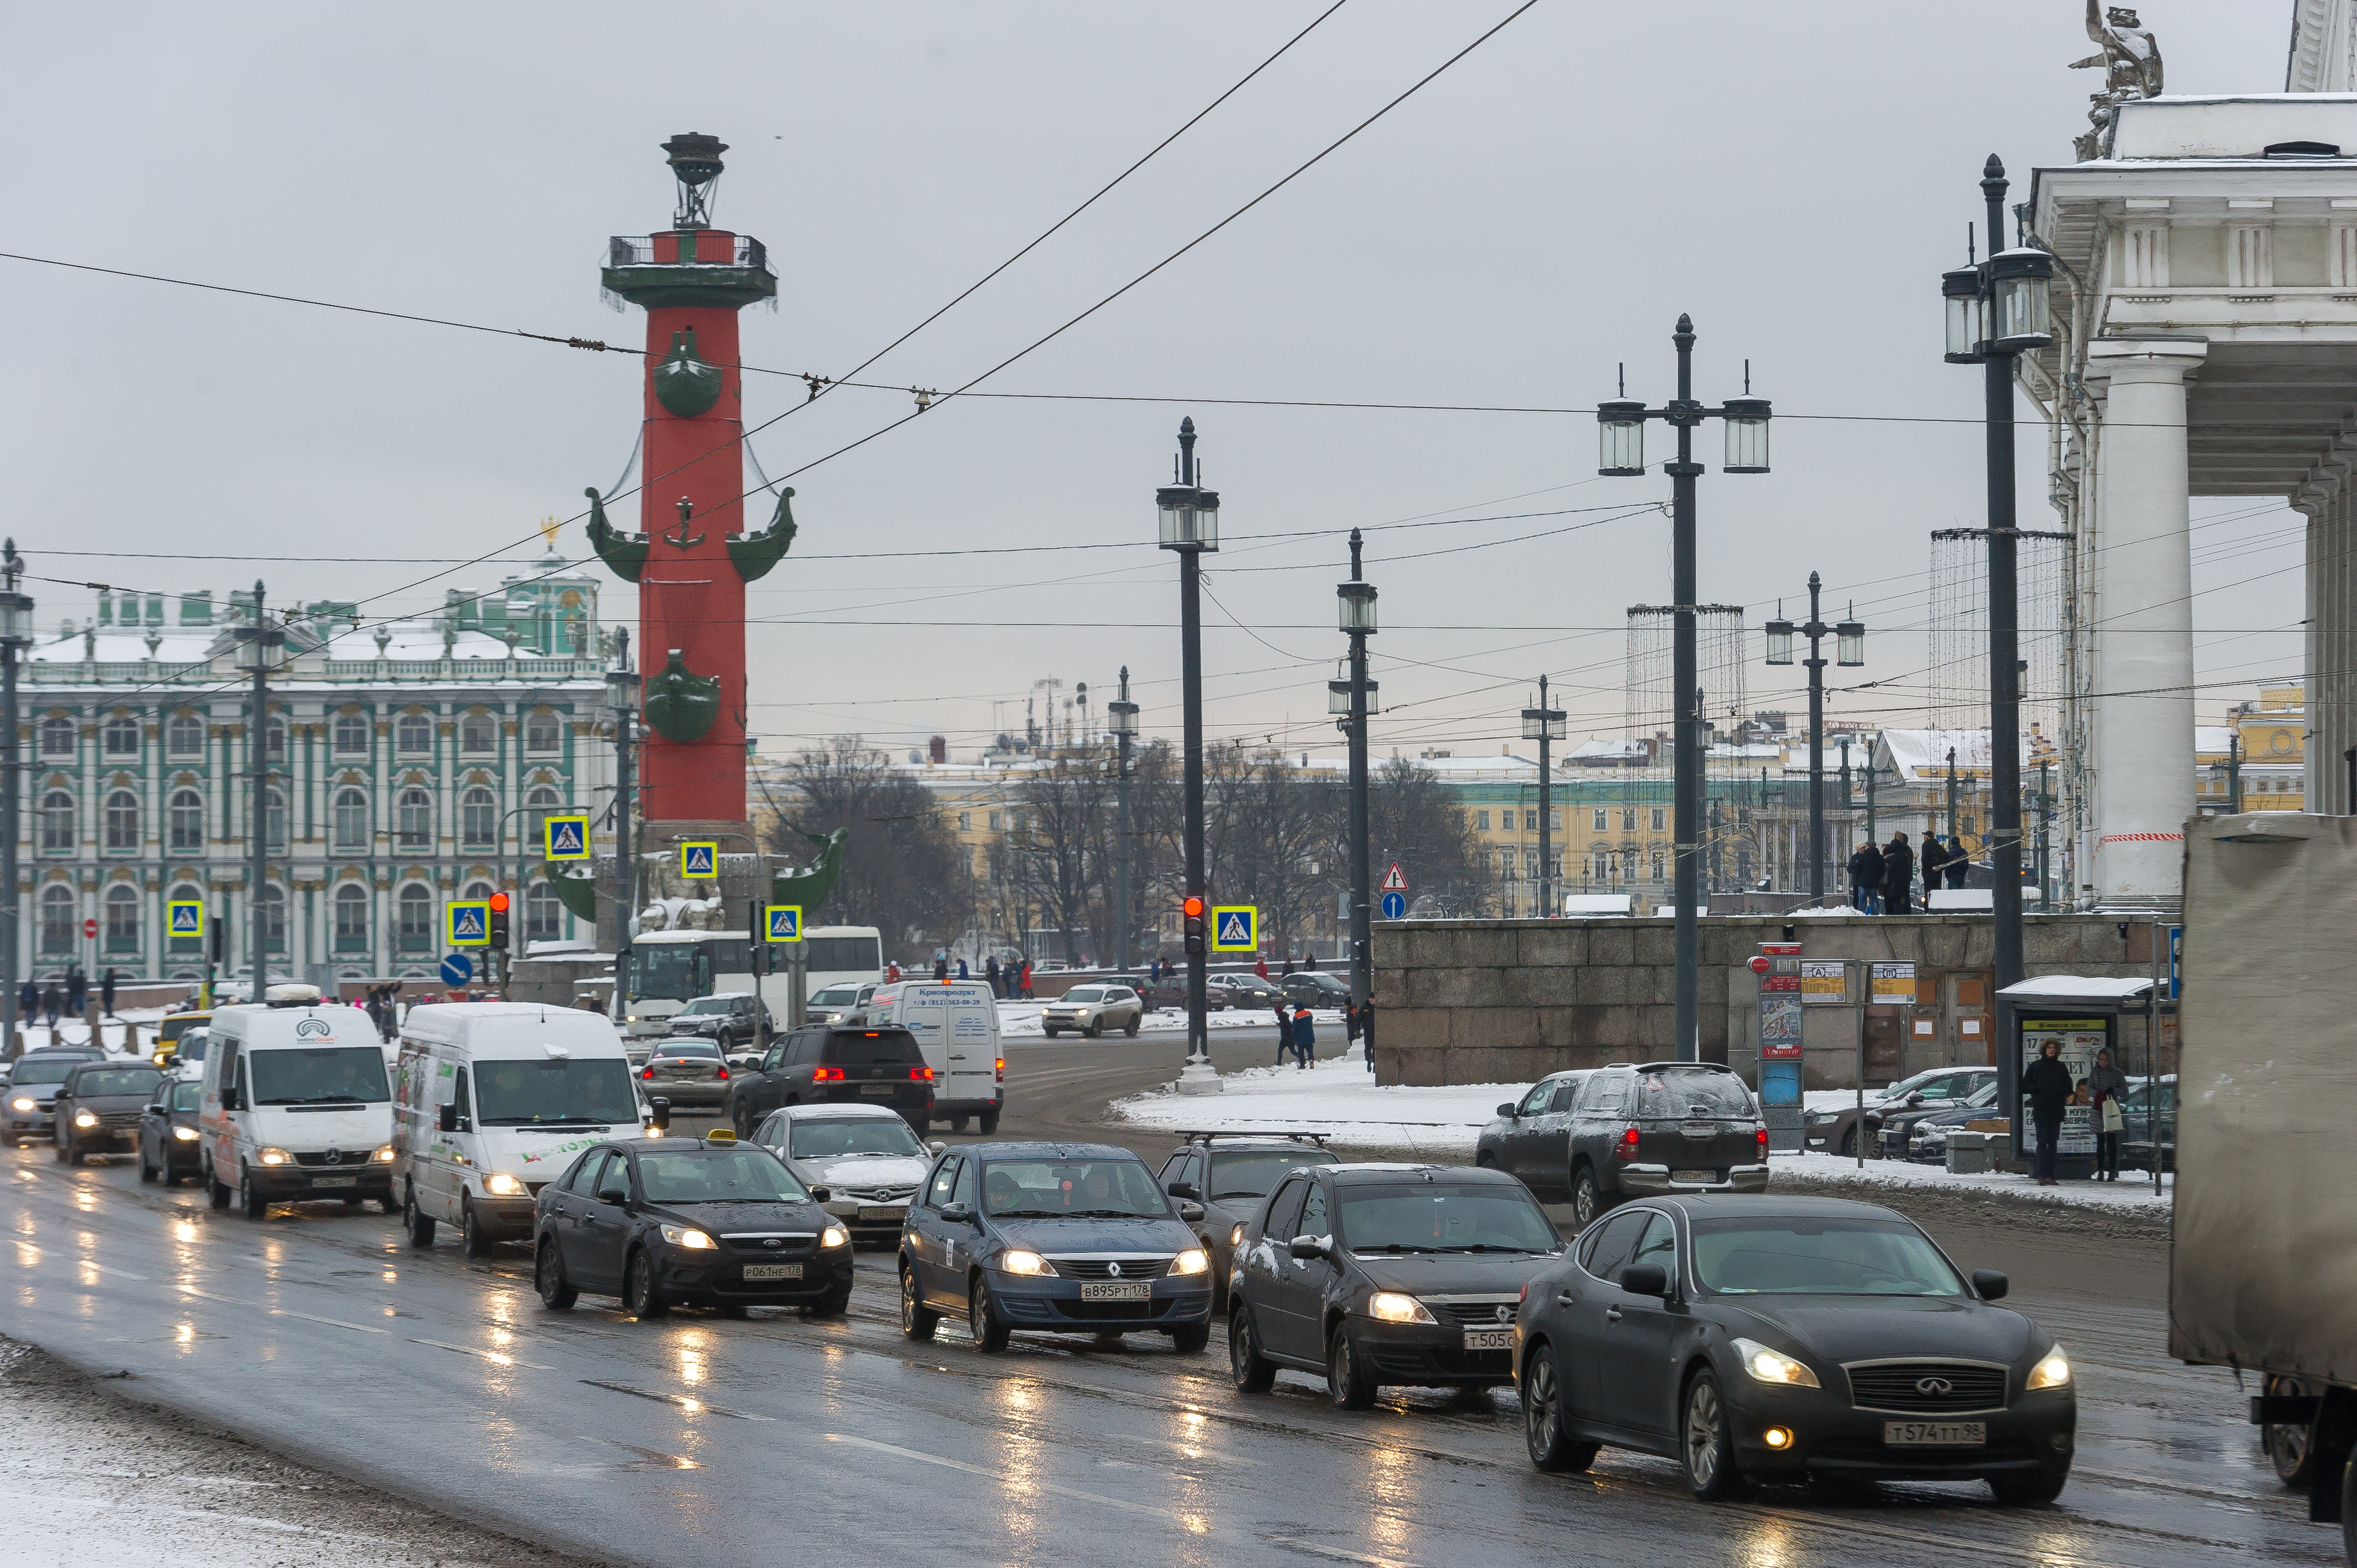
[20,550,614,985]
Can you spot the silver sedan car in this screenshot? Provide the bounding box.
[636,1039,731,1110]
[750,1103,933,1246]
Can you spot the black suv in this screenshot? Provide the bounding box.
[1156,1132,1340,1311]
[53,1061,167,1165]
[1280,971,1351,1010]
[1228,1162,1565,1409]
[1558,1061,1768,1227]
[723,1025,933,1134]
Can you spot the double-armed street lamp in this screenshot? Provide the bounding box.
[0,544,32,1055]
[232,582,287,1000]
[1765,574,1865,905]
[1157,419,1220,1090]
[1597,317,1772,1062]
[1108,669,1139,972]
[1521,679,1566,916]
[1330,531,1378,1028]
[1942,153,2053,1139]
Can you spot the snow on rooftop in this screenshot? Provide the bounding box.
[1996,974,2156,1005]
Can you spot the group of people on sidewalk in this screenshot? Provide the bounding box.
[981,957,1035,999]
[1845,832,1975,914]
[16,965,114,1028]
[2023,1040,2133,1184]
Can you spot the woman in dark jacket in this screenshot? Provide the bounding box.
[1881,833,1916,915]
[2086,1047,2131,1181]
[1849,842,1885,912]
[2022,1039,2076,1185]
[1918,835,1949,899]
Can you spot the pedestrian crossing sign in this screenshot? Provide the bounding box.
[679,841,719,879]
[764,904,803,943]
[167,900,204,938]
[1211,905,1258,952]
[543,812,591,862]
[446,900,490,947]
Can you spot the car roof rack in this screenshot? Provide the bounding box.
[1172,1129,1331,1146]
[1632,1060,1736,1073]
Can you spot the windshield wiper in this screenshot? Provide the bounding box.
[480,1115,616,1126]
[1434,1243,1537,1254]
[988,1208,1068,1219]
[256,1095,368,1105]
[1358,1242,1442,1254]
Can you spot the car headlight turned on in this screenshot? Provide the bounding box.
[483,1173,526,1196]
[256,1147,291,1165]
[2027,1345,2071,1391]
[820,1225,851,1250]
[1171,1249,1210,1276]
[1732,1337,1821,1388]
[73,1111,98,1128]
[172,1126,200,1142]
[1000,1248,1052,1276]
[373,1143,397,1163]
[658,1224,716,1250]
[9,1097,33,1111]
[1229,1224,1244,1247]
[1366,1291,1435,1325]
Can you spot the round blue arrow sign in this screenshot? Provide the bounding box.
[440,952,475,987]
[1381,891,1407,920]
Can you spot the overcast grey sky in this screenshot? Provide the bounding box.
[1,2,2305,760]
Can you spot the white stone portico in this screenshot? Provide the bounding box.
[2031,65,2357,909]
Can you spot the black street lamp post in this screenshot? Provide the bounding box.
[233,584,287,1001]
[1522,678,1566,916]
[1109,669,1139,972]
[1944,153,2049,1144]
[1598,317,1772,1062]
[1764,574,1864,905]
[1159,420,1220,1091]
[607,630,641,966]
[1332,532,1377,1035]
[0,544,30,1056]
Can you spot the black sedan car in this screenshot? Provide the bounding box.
[531,1131,855,1319]
[53,1061,167,1165]
[1228,1162,1567,1409]
[3,1048,105,1146]
[1514,1194,2073,1502]
[137,1077,205,1184]
[1206,973,1283,1010]
[899,1141,1217,1353]
[1280,971,1351,1010]
[1156,1132,1340,1310]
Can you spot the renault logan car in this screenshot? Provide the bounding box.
[1513,1194,2073,1502]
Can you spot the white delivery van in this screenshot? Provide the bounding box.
[392,1002,647,1256]
[199,987,399,1219]
[857,979,1002,1132]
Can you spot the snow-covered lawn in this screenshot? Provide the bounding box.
[1771,1148,2171,1211]
[1113,1053,1506,1158]
[998,1002,1340,1039]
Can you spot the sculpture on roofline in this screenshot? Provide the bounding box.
[2071,3,2163,161]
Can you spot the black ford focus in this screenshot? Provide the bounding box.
[1514,1195,2073,1502]
[1228,1163,1566,1409]
[532,1130,854,1319]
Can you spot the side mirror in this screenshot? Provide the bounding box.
[1906,1092,1925,1106]
[220,1086,243,1112]
[808,1186,831,1204]
[648,1097,671,1133]
[1288,1235,1328,1262]
[597,1187,627,1206]
[1166,1180,1200,1200]
[437,1103,459,1134]
[1178,1201,1205,1222]
[1618,1262,1670,1298]
[927,1140,946,1155]
[1497,1103,1519,1120]
[939,1203,975,1225]
[1972,1268,2009,1301]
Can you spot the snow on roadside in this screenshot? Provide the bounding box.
[998,1002,1340,1039]
[1771,1149,2171,1210]
[17,1007,176,1056]
[1113,1052,1507,1159]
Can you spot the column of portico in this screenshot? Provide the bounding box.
[2086,338,2206,909]
[2322,452,2357,816]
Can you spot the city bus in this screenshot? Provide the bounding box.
[617,925,884,1041]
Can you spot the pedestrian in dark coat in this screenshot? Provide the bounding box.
[985,957,1001,998]
[1948,837,1973,889]
[1918,835,1949,900]
[101,968,118,1017]
[1274,998,1290,1066]
[1881,833,1916,915]
[17,979,36,1020]
[1849,842,1885,912]
[41,982,62,1029]
[2023,1039,2075,1185]
[1290,1004,1316,1069]
[2087,1047,2130,1181]
[65,964,86,1015]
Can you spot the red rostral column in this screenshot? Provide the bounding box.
[590,133,781,828]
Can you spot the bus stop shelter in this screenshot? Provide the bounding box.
[1994,974,2172,1184]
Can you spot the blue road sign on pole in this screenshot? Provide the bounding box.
[1211,906,1258,952]
[440,952,474,987]
[543,813,591,861]
[447,901,490,946]
[167,899,205,938]
[1381,890,1407,920]
[764,904,802,943]
[680,841,719,879]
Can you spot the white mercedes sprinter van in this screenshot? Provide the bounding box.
[392,1002,648,1255]
[856,979,1002,1132]
[199,987,398,1219]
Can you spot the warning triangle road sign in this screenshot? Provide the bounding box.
[1381,862,1407,892]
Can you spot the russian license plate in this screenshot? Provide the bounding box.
[1883,1420,1985,1447]
[741,1262,804,1282]
[310,1174,359,1188]
[1079,1281,1150,1302]
[1461,1328,1514,1351]
[858,1206,903,1223]
[1672,1169,1717,1184]
[859,1084,897,1096]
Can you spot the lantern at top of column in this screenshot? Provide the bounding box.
[1722,395,1771,474]
[1989,249,2055,353]
[1157,486,1219,552]
[1942,267,1989,363]
[1521,702,1566,741]
[1336,579,1377,635]
[1327,676,1378,715]
[1596,399,1646,476]
[1107,698,1139,738]
[0,589,33,646]
[1763,611,1795,666]
[1836,611,1866,668]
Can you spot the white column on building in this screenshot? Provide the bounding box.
[2086,337,2207,908]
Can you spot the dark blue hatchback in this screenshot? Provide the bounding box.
[899,1140,1217,1353]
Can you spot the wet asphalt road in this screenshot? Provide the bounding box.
[0,1035,2329,1568]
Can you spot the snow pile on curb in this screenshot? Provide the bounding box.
[1770,1149,2171,1214]
[1114,1053,1506,1158]
[997,1003,1341,1039]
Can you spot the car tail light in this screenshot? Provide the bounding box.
[1613,1126,1640,1160]
[1756,1126,1769,1156]
[995,1057,1005,1080]
[716,1067,729,1080]
[813,1066,846,1082]
[911,1066,934,1081]
[641,1067,655,1080]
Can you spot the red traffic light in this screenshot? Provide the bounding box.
[488,891,511,913]
[1182,896,1205,919]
